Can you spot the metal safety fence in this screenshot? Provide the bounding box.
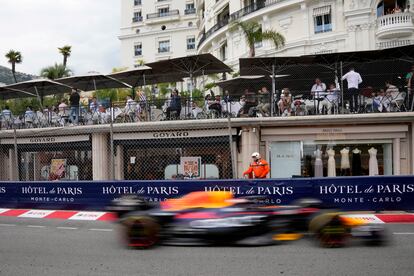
[0,120,235,182]
[1,58,412,132]
[235,58,414,117]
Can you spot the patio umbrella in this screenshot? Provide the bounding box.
[5,78,73,106]
[146,53,232,99]
[239,57,321,116]
[108,66,184,87]
[216,75,288,96]
[0,86,37,100]
[56,73,132,91]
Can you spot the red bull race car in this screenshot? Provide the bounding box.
[109,191,387,249]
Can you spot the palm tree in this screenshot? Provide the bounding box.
[58,45,72,67]
[40,63,72,80]
[5,50,23,83]
[230,21,285,57]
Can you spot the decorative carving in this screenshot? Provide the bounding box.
[347,21,375,31]
[349,0,370,10]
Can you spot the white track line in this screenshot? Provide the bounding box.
[89,228,113,232]
[0,223,16,227]
[393,232,414,235]
[27,225,46,228]
[56,227,78,230]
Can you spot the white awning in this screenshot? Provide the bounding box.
[313,6,331,17]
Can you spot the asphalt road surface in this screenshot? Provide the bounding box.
[0,217,413,276]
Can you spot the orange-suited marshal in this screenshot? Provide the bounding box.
[243,152,270,179]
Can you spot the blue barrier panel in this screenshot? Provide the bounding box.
[0,175,413,211]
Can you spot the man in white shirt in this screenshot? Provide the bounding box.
[124,95,139,121]
[311,78,327,114]
[341,67,362,113]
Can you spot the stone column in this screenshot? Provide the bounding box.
[393,138,401,175]
[0,150,8,180]
[92,133,110,180]
[239,127,260,177]
[33,153,41,181]
[115,145,124,180]
[412,122,414,174]
[8,148,18,181]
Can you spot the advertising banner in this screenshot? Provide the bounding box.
[180,157,201,179]
[49,159,67,180]
[0,176,413,211]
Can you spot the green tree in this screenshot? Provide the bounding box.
[230,21,285,57]
[58,45,72,67]
[5,50,23,83]
[40,63,72,80]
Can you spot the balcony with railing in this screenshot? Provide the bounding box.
[376,12,414,39]
[198,0,288,49]
[146,9,180,24]
[185,8,196,15]
[132,16,143,23]
[198,18,229,48]
[376,39,414,49]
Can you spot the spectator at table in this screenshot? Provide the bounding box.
[125,95,138,113]
[237,95,247,117]
[136,89,147,120]
[240,89,256,117]
[1,105,13,129]
[58,99,68,116]
[24,106,35,127]
[208,94,222,117]
[89,97,98,113]
[373,89,391,112]
[256,86,271,117]
[311,78,327,114]
[1,105,12,118]
[278,88,292,116]
[385,80,399,99]
[319,83,339,114]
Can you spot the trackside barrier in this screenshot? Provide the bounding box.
[0,176,413,211]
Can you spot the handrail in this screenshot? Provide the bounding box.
[198,0,288,49]
[147,9,179,20]
[377,12,413,27]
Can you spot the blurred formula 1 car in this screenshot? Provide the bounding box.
[109,191,386,249]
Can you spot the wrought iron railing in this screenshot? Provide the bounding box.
[198,0,288,49]
[198,19,229,48]
[147,9,179,19]
[185,8,196,15]
[132,16,143,23]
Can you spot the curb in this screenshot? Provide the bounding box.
[0,209,116,221]
[1,209,414,223]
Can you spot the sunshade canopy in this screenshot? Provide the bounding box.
[146,53,232,78]
[216,75,286,96]
[0,86,37,100]
[108,66,183,87]
[5,78,73,97]
[240,45,414,92]
[56,73,131,91]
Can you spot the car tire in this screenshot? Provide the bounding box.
[123,216,160,249]
[309,213,348,248]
